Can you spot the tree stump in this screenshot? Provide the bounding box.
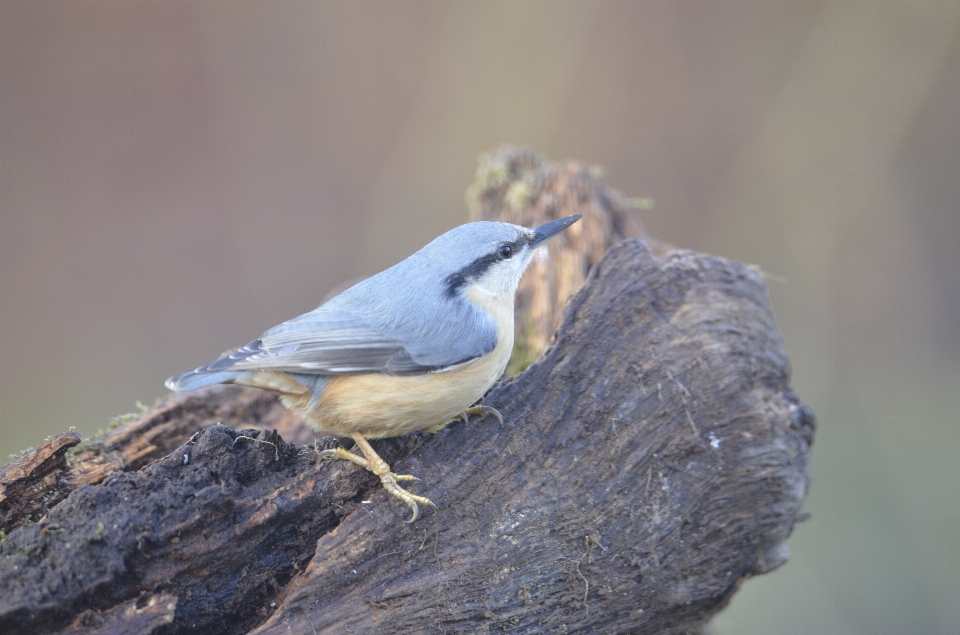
[0,148,814,635]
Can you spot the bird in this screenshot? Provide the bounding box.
[166,213,582,521]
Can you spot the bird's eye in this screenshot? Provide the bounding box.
[498,244,514,259]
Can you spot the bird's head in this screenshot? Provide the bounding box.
[438,214,582,301]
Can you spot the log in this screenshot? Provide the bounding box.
[0,149,814,635]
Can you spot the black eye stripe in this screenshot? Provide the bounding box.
[443,235,530,298]
[444,253,500,297]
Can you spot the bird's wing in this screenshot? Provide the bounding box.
[196,301,497,376]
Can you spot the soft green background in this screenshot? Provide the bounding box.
[2,2,958,633]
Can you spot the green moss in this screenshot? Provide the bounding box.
[66,429,107,459]
[8,446,34,461]
[108,412,138,429]
[86,521,105,543]
[465,147,547,217]
[65,400,151,460]
[505,180,536,212]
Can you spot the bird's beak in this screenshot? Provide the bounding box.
[530,214,582,248]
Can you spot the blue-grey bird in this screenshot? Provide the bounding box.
[166,214,582,521]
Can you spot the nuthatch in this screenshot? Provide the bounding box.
[166,214,581,521]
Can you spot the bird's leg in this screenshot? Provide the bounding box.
[316,445,373,470]
[463,405,504,425]
[316,442,416,480]
[317,433,437,523]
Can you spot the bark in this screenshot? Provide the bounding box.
[0,149,814,635]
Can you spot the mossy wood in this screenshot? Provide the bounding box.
[0,149,814,635]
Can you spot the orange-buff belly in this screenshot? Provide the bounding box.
[283,327,512,438]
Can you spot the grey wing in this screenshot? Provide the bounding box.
[199,304,496,376]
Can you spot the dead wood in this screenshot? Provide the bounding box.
[0,149,814,635]
[1,432,82,532]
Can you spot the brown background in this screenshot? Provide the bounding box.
[1,2,958,634]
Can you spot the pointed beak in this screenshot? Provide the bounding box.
[530,214,582,248]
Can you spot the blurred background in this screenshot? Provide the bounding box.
[2,2,958,633]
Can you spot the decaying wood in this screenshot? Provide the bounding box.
[1,432,82,532]
[63,387,310,491]
[65,593,178,635]
[0,386,313,542]
[0,149,814,635]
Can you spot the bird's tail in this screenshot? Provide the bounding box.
[165,369,243,392]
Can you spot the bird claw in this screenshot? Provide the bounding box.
[405,498,439,523]
[379,472,437,523]
[463,405,504,425]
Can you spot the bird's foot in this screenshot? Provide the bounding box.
[317,438,437,523]
[378,472,437,523]
[462,404,504,425]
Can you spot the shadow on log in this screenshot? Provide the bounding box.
[0,149,814,635]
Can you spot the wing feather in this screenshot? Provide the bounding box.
[195,301,494,376]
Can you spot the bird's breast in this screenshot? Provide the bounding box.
[294,288,515,438]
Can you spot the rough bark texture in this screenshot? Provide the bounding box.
[1,432,82,532]
[0,149,814,635]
